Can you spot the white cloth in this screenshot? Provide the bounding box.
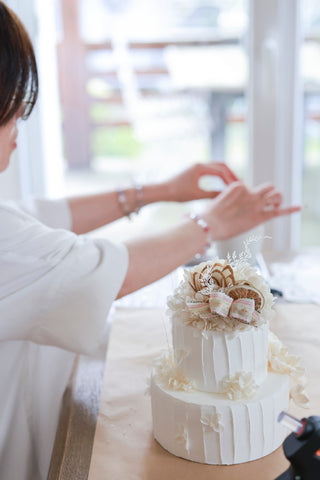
[0,200,129,479]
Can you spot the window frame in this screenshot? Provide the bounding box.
[248,0,303,252]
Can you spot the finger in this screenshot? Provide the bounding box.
[252,182,276,198]
[216,181,246,205]
[275,205,302,216]
[209,162,240,182]
[264,205,302,220]
[264,191,283,208]
[205,190,221,199]
[203,162,240,184]
[192,187,222,200]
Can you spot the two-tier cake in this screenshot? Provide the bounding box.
[150,258,309,465]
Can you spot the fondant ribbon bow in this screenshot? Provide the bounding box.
[187,291,259,325]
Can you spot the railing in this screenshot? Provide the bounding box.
[57,0,320,170]
[57,0,247,169]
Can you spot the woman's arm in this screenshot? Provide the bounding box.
[118,181,301,297]
[68,162,238,234]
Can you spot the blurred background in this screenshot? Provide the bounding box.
[3,0,320,252]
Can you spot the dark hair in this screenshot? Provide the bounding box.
[0,1,38,127]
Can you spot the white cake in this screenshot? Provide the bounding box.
[150,259,308,465]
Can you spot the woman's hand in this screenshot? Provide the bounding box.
[68,162,239,233]
[203,181,301,241]
[164,162,239,202]
[120,180,301,297]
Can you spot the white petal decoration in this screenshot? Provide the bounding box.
[200,412,224,433]
[290,384,310,409]
[175,424,188,449]
[153,350,193,392]
[221,372,258,400]
[268,332,310,408]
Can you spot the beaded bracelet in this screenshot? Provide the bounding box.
[188,213,212,250]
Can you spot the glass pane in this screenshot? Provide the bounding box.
[79,0,248,42]
[301,0,320,247]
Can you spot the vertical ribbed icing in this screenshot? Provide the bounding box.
[151,373,289,465]
[172,319,269,393]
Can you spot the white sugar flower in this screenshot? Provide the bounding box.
[290,384,310,409]
[153,350,193,392]
[268,332,310,408]
[200,412,224,433]
[268,333,306,382]
[222,372,258,400]
[175,424,188,449]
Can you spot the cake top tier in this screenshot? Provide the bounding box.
[167,258,274,333]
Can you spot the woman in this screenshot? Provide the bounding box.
[0,2,300,479]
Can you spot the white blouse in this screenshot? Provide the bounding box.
[0,199,128,479]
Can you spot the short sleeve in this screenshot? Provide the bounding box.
[0,204,128,356]
[18,197,72,230]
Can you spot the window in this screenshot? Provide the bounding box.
[13,0,320,251]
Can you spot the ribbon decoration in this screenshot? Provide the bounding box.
[187,291,259,325]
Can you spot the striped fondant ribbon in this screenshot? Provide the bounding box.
[187,291,259,325]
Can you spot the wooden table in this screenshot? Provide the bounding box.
[87,303,320,480]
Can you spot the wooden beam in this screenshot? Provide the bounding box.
[57,0,91,168]
[84,37,239,51]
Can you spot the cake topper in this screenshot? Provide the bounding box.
[186,261,265,327]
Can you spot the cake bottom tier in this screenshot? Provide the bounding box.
[151,372,289,465]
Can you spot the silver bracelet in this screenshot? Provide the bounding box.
[134,184,143,213]
[117,189,132,219]
[117,186,144,219]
